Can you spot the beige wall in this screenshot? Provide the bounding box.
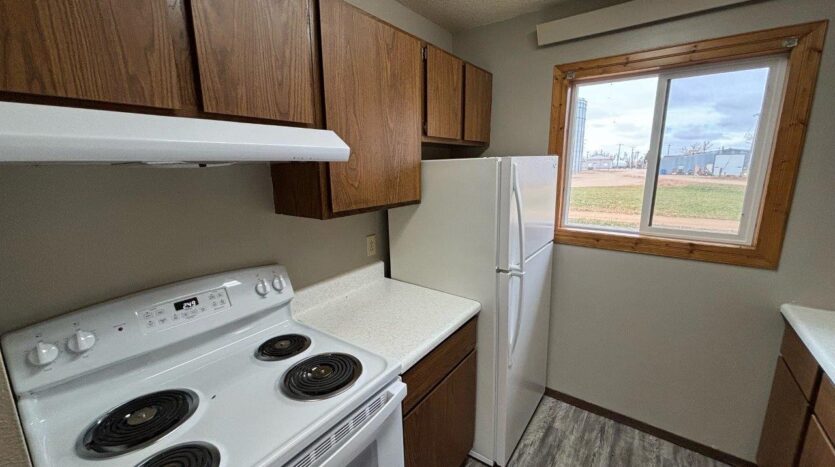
[0,1,451,335]
[454,0,835,460]
[0,164,386,333]
[346,0,453,50]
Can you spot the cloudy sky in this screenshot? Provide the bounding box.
[573,66,770,160]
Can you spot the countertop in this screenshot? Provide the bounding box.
[781,303,835,382]
[293,262,481,372]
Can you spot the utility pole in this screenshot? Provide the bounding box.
[617,143,622,169]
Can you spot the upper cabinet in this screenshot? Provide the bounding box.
[0,0,181,109]
[271,0,422,217]
[464,63,493,144]
[422,48,492,146]
[320,0,422,213]
[0,0,492,218]
[190,0,320,125]
[425,46,463,140]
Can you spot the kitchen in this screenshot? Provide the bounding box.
[1,0,834,466]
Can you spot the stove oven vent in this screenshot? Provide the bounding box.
[290,390,391,467]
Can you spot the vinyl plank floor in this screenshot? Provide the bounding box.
[464,395,730,467]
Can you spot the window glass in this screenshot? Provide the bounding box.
[651,67,771,235]
[565,76,658,231]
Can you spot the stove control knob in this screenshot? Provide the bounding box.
[67,330,96,353]
[255,279,270,296]
[272,276,285,293]
[28,342,59,366]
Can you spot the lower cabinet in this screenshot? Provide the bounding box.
[401,318,477,467]
[758,320,832,467]
[800,416,835,467]
[404,351,476,467]
[757,357,812,467]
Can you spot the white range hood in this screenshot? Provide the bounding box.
[0,102,349,164]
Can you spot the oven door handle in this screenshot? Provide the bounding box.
[318,380,407,467]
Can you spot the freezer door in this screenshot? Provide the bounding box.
[498,156,558,271]
[495,243,553,466]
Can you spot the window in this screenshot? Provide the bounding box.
[564,57,786,245]
[549,22,827,268]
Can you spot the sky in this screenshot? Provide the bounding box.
[573,66,771,160]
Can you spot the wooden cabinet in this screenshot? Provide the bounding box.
[404,351,477,467]
[758,321,831,467]
[271,0,422,217]
[814,375,835,442]
[464,63,493,144]
[401,318,477,467]
[2,0,480,218]
[0,0,182,109]
[190,0,320,125]
[425,46,463,140]
[422,49,493,147]
[758,358,812,467]
[799,417,835,467]
[782,325,823,400]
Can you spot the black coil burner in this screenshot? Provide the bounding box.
[81,389,198,457]
[256,334,311,361]
[283,353,362,400]
[137,443,220,467]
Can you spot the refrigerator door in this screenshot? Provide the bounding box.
[495,243,553,466]
[498,156,558,271]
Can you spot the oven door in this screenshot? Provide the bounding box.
[288,380,407,467]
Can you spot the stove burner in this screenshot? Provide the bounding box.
[256,334,311,361]
[283,353,362,400]
[137,443,220,467]
[80,390,197,457]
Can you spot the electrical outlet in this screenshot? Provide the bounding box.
[366,234,377,257]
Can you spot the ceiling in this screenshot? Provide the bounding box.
[396,0,570,32]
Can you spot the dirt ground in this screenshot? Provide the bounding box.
[571,169,748,188]
[568,210,740,233]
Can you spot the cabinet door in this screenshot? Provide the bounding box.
[815,375,835,444]
[463,64,492,143]
[0,0,180,108]
[426,45,463,140]
[190,0,318,125]
[319,0,422,213]
[757,357,812,467]
[799,417,835,467]
[404,351,476,467]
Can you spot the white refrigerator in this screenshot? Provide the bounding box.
[388,156,557,466]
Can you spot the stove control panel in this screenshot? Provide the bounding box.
[137,287,230,332]
[1,264,293,395]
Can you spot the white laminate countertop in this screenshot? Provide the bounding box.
[292,262,481,372]
[781,303,835,382]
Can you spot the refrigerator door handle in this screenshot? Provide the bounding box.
[508,161,527,368]
[508,271,524,367]
[511,162,526,272]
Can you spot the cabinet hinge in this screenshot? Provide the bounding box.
[422,47,427,60]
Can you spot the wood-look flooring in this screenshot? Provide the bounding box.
[465,396,730,467]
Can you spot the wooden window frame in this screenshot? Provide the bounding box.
[548,21,828,269]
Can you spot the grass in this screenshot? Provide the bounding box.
[569,183,745,220]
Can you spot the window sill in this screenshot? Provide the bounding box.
[555,226,779,269]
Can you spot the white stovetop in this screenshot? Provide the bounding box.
[781,303,835,383]
[293,262,481,372]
